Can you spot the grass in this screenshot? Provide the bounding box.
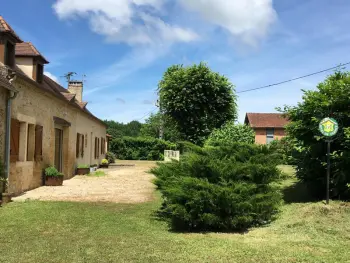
[1,166,350,263]
[88,171,106,177]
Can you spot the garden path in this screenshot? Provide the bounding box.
[13,161,157,203]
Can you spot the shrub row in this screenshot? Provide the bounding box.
[110,136,177,161]
[151,142,284,232]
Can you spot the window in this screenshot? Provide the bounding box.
[94,137,97,159]
[4,41,15,67]
[10,119,20,162]
[266,128,274,144]
[85,133,88,147]
[101,137,104,155]
[36,64,44,83]
[35,125,43,161]
[81,135,84,157]
[97,138,100,158]
[76,133,80,158]
[26,124,35,161]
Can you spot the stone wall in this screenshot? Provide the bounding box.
[8,77,107,195]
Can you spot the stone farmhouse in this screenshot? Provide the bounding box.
[0,16,107,195]
[245,113,289,144]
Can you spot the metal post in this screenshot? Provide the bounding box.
[326,140,331,205]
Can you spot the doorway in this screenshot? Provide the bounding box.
[54,128,63,172]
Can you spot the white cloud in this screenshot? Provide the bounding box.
[44,71,59,83]
[179,0,277,46]
[53,0,198,45]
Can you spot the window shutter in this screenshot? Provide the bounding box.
[10,119,20,162]
[35,125,43,161]
[76,133,80,158]
[94,137,97,159]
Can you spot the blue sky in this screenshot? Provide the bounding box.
[2,0,350,123]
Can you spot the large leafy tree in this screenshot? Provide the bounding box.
[281,71,350,199]
[158,63,237,145]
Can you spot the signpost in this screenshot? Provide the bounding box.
[319,118,339,204]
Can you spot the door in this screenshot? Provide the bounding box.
[54,128,63,172]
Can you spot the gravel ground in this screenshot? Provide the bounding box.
[13,161,157,203]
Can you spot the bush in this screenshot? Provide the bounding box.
[269,137,296,165]
[77,164,89,169]
[101,159,109,165]
[151,143,283,232]
[106,152,116,163]
[45,166,63,177]
[205,122,255,146]
[110,137,178,161]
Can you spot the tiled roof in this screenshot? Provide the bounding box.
[15,42,49,63]
[13,68,106,127]
[245,113,289,128]
[78,101,88,109]
[0,16,23,42]
[0,65,16,91]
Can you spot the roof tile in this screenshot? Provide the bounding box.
[245,113,289,128]
[0,16,23,42]
[15,42,49,63]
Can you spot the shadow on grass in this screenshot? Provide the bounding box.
[282,180,317,203]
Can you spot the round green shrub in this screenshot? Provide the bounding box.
[151,143,283,232]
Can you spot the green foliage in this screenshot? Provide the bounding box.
[269,137,297,165]
[45,166,63,177]
[140,112,181,142]
[205,122,255,146]
[101,159,109,165]
[151,143,283,232]
[106,152,116,164]
[104,120,142,138]
[158,63,237,145]
[77,164,89,169]
[110,137,177,161]
[281,71,350,199]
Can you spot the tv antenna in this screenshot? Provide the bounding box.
[62,72,77,82]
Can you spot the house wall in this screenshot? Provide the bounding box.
[8,77,107,195]
[16,57,34,79]
[0,87,7,161]
[254,128,286,144]
[75,112,107,166]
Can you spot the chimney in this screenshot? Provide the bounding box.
[68,81,83,102]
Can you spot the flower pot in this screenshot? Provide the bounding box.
[45,176,64,186]
[99,164,109,169]
[76,168,90,175]
[1,192,13,205]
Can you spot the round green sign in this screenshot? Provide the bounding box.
[319,117,339,137]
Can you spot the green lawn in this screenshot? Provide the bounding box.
[1,167,350,263]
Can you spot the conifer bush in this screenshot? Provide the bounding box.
[151,143,283,232]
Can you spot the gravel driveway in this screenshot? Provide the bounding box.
[13,161,157,203]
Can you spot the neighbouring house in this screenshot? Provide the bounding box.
[244,113,289,144]
[0,16,107,195]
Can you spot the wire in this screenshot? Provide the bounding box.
[236,62,350,94]
[135,108,158,122]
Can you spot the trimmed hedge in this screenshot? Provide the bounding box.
[110,136,177,161]
[151,143,283,232]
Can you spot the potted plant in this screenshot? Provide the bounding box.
[99,159,109,168]
[45,166,64,186]
[76,164,90,175]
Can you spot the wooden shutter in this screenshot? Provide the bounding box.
[35,125,43,161]
[94,137,97,159]
[76,133,80,158]
[10,119,20,162]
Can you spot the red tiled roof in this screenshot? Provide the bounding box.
[61,92,76,102]
[245,113,289,128]
[78,101,88,109]
[15,42,49,64]
[0,16,23,42]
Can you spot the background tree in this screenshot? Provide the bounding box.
[158,63,237,145]
[281,71,350,199]
[140,112,181,142]
[205,122,255,146]
[104,120,142,138]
